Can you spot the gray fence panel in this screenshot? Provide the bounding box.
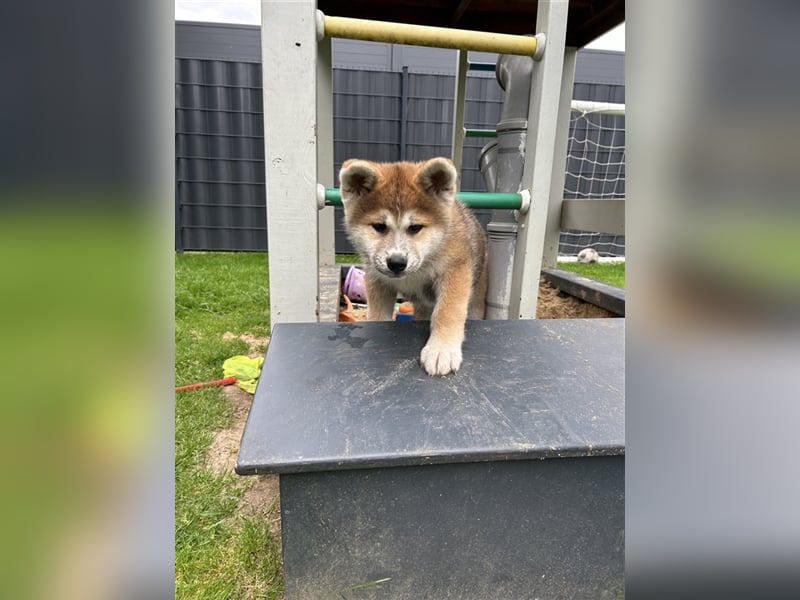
[176,57,267,250]
[176,60,624,255]
[332,69,403,170]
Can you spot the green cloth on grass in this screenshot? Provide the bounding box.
[222,355,264,394]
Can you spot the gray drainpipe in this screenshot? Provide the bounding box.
[479,53,534,319]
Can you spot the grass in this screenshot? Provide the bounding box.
[335,253,360,264]
[175,251,282,599]
[557,260,625,288]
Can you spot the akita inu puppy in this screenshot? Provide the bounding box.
[339,157,488,376]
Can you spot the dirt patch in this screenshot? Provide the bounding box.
[536,278,616,319]
[339,278,616,321]
[222,331,270,357]
[206,385,254,475]
[206,341,281,550]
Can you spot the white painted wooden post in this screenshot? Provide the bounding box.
[262,1,320,324]
[507,0,569,319]
[541,46,577,269]
[451,50,468,172]
[317,32,336,266]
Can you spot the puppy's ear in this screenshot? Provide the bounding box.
[339,160,379,206]
[416,157,457,204]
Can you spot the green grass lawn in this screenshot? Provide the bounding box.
[335,253,360,264]
[175,251,282,599]
[556,260,625,288]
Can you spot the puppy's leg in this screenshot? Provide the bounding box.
[468,269,487,320]
[365,275,396,321]
[420,263,472,376]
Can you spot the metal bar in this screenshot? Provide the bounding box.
[321,14,539,56]
[451,50,469,172]
[464,128,498,138]
[323,188,522,210]
[400,66,409,161]
[455,191,524,209]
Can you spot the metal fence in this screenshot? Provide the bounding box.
[176,59,624,254]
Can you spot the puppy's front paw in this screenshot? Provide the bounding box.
[420,340,462,376]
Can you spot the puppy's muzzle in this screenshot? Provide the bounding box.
[386,254,407,275]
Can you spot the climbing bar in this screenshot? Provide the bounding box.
[464,128,498,138]
[456,191,528,211]
[322,187,341,206]
[318,12,544,58]
[318,186,530,213]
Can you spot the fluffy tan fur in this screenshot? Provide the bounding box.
[340,157,488,376]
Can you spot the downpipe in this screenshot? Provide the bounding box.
[480,53,534,319]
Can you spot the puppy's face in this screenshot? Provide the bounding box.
[339,158,456,278]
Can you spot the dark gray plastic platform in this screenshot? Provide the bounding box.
[237,319,624,599]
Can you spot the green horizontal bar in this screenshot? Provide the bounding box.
[324,188,521,210]
[456,191,522,209]
[464,128,498,138]
[324,187,341,204]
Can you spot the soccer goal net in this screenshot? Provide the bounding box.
[560,100,626,259]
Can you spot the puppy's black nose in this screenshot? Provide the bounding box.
[386,255,407,274]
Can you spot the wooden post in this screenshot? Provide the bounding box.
[541,46,578,269]
[262,1,320,324]
[451,50,469,172]
[507,0,569,319]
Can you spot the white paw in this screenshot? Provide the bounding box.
[420,340,462,376]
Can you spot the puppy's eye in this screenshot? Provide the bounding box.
[372,223,388,234]
[407,224,424,235]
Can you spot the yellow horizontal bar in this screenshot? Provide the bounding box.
[322,14,538,57]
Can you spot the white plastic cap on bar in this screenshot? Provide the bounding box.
[533,33,546,61]
[518,189,532,214]
[316,183,327,210]
[315,10,325,41]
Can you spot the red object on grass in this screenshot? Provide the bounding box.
[175,376,237,392]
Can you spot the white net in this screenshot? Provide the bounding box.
[560,101,626,258]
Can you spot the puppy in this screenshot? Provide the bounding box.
[339,157,488,376]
